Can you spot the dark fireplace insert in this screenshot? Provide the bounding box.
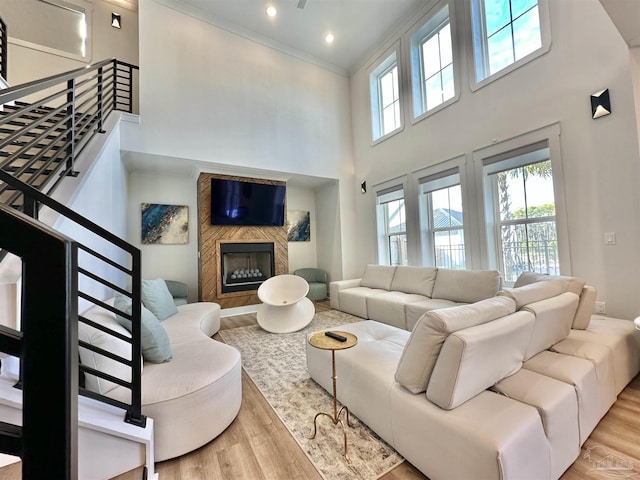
[220,242,274,293]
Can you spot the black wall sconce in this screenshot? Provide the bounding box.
[360,181,367,194]
[111,12,122,29]
[590,88,611,119]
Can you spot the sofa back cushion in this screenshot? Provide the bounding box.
[498,281,568,309]
[79,299,132,395]
[360,264,397,290]
[522,292,580,360]
[426,310,535,410]
[390,266,438,297]
[514,271,586,296]
[431,269,501,303]
[394,296,516,394]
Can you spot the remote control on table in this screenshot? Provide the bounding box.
[325,331,347,342]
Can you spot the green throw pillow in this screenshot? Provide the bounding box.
[114,294,173,363]
[141,278,178,321]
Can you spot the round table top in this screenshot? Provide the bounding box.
[308,331,357,351]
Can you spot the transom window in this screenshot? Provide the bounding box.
[409,5,456,119]
[376,187,408,266]
[470,0,548,85]
[369,48,403,142]
[485,144,558,283]
[419,171,465,269]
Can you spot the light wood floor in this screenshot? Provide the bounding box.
[2,302,639,479]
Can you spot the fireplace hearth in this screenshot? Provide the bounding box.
[220,242,274,293]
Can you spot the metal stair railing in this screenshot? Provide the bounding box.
[0,58,139,211]
[0,58,145,431]
[0,17,7,81]
[0,170,146,429]
[0,203,78,480]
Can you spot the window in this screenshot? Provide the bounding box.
[469,0,549,86]
[369,46,403,142]
[484,143,558,283]
[376,187,408,266]
[0,0,90,60]
[409,4,457,120]
[419,171,465,269]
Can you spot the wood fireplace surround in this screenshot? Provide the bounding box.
[197,173,288,308]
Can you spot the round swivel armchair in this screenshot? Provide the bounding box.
[257,274,315,333]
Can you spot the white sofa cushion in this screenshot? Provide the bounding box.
[394,296,516,394]
[404,298,461,331]
[338,287,387,318]
[431,269,501,303]
[426,310,535,410]
[389,266,437,297]
[572,285,596,330]
[514,271,585,296]
[79,299,133,395]
[360,264,397,290]
[366,291,429,329]
[499,280,568,309]
[522,292,579,360]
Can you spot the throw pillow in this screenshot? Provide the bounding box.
[114,294,173,363]
[141,278,178,321]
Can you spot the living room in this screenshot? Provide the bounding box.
[1,0,640,479]
[4,0,640,319]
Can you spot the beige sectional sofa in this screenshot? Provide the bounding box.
[330,265,503,330]
[309,268,640,480]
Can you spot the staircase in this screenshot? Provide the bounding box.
[0,56,153,479]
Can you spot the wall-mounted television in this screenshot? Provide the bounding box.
[210,178,286,226]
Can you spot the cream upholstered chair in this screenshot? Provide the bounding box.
[293,268,328,301]
[257,274,315,333]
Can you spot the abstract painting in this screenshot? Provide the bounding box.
[287,210,310,242]
[141,203,189,245]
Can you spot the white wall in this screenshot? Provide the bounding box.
[126,170,199,302]
[122,0,358,280]
[349,0,640,318]
[55,124,129,312]
[286,186,317,273]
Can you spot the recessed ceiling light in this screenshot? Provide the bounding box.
[325,33,335,44]
[266,5,277,17]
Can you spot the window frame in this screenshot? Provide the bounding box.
[373,177,409,266]
[368,42,404,145]
[472,123,570,282]
[413,155,469,267]
[3,0,92,62]
[466,0,551,92]
[407,1,461,124]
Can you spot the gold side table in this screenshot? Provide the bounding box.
[308,330,358,463]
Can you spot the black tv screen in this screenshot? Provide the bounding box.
[210,178,286,226]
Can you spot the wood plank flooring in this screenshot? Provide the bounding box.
[2,301,638,479]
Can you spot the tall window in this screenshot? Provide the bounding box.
[369,48,402,142]
[410,5,456,119]
[419,171,465,269]
[485,145,558,283]
[376,187,408,266]
[470,0,547,85]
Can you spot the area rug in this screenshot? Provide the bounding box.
[218,309,404,480]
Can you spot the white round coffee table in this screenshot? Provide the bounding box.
[257,274,315,333]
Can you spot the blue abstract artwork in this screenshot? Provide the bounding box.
[141,203,189,245]
[287,210,310,242]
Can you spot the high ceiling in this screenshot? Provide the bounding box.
[155,0,424,74]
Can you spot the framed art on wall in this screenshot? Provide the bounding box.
[287,210,310,242]
[141,203,189,244]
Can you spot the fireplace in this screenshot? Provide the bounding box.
[220,242,274,293]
